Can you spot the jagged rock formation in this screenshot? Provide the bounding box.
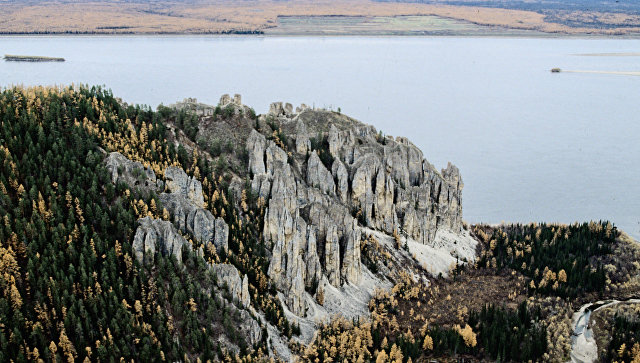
[210,264,251,308]
[245,109,464,318]
[219,93,242,107]
[269,102,294,117]
[306,151,335,196]
[159,166,229,253]
[105,152,244,307]
[164,166,205,207]
[132,216,189,265]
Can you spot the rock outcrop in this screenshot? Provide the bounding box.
[105,152,161,192]
[132,217,189,265]
[159,166,229,254]
[306,152,335,196]
[159,193,228,254]
[106,153,241,307]
[246,110,464,318]
[210,263,251,308]
[164,166,204,207]
[219,93,242,107]
[269,102,294,117]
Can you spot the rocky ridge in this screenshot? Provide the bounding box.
[243,102,466,323]
[158,95,475,359]
[105,152,249,309]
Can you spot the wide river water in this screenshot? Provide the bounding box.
[1,36,638,239]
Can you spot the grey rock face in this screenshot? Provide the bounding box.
[107,153,247,311]
[219,93,243,107]
[295,119,311,155]
[104,152,159,192]
[269,102,295,117]
[159,192,229,254]
[306,151,335,196]
[332,159,349,204]
[265,143,288,177]
[247,129,267,176]
[241,274,250,308]
[246,108,464,317]
[219,94,231,106]
[341,220,362,285]
[284,103,293,116]
[328,121,464,242]
[267,213,307,315]
[164,166,205,207]
[237,309,261,347]
[132,217,189,265]
[324,225,341,287]
[304,227,323,291]
[269,102,284,116]
[214,218,229,253]
[211,264,250,308]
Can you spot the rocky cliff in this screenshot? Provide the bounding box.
[242,104,465,320]
[145,96,471,359]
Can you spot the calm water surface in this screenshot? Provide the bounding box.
[1,36,638,239]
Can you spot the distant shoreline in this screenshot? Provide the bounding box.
[1,3,639,38]
[1,31,639,39]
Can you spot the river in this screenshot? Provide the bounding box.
[1,35,638,238]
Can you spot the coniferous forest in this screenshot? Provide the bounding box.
[0,85,639,362]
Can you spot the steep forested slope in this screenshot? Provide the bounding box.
[0,86,271,361]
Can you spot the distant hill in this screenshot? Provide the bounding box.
[374,0,640,13]
[376,0,640,29]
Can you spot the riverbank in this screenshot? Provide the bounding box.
[1,0,639,36]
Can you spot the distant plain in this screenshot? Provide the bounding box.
[1,0,639,35]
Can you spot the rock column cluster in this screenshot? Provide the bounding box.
[247,114,463,317]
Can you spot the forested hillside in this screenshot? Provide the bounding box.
[0,86,273,361]
[1,85,639,362]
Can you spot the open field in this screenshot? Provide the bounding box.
[0,0,639,35]
[265,15,546,36]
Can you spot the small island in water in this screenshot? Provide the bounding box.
[4,54,65,62]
